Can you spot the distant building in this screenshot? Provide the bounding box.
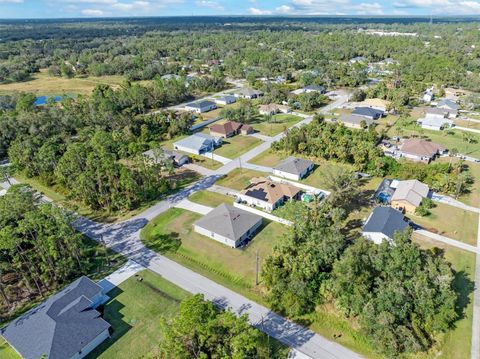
[210,121,253,138]
[173,133,222,155]
[1,276,110,359]
[352,107,384,120]
[362,207,410,244]
[258,104,291,115]
[339,114,374,129]
[184,100,217,114]
[234,88,264,100]
[238,177,302,212]
[391,180,430,214]
[437,98,459,118]
[143,148,189,167]
[416,109,453,131]
[193,204,263,248]
[398,139,447,163]
[214,95,237,106]
[349,56,368,64]
[273,157,314,181]
[423,89,434,103]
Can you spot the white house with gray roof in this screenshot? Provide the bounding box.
[173,133,222,155]
[1,276,110,359]
[184,100,217,113]
[193,204,263,248]
[273,157,314,181]
[362,206,410,244]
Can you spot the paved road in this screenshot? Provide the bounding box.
[471,210,480,359]
[414,229,478,253]
[431,193,480,213]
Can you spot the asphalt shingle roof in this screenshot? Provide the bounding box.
[274,156,314,176]
[352,107,384,119]
[1,276,110,359]
[391,180,429,207]
[363,207,409,239]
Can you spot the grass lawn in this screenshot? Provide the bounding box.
[87,270,189,359]
[251,114,303,136]
[301,160,354,190]
[0,69,125,96]
[0,338,20,359]
[216,168,268,190]
[412,235,476,359]
[191,155,224,170]
[189,190,234,207]
[408,203,478,245]
[214,135,262,159]
[140,208,288,292]
[454,119,480,130]
[249,149,286,167]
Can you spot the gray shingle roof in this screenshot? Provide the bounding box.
[193,204,262,242]
[363,207,409,239]
[437,98,460,110]
[186,100,216,109]
[339,114,374,127]
[352,107,384,119]
[1,276,110,359]
[174,133,217,152]
[274,156,314,176]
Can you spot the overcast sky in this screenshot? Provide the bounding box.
[1,0,480,18]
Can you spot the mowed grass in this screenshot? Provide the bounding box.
[454,119,480,130]
[0,69,125,96]
[408,203,478,245]
[189,190,234,207]
[249,149,286,167]
[251,114,303,136]
[140,208,288,291]
[412,235,476,359]
[0,338,20,359]
[87,270,190,359]
[214,135,262,159]
[216,168,268,190]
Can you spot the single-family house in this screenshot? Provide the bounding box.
[193,203,263,248]
[423,89,434,103]
[350,56,368,64]
[215,95,237,106]
[258,104,291,115]
[291,85,326,95]
[184,100,217,114]
[339,114,374,129]
[1,276,110,359]
[273,157,315,181]
[391,179,430,214]
[238,177,302,212]
[143,148,189,167]
[398,138,447,163]
[362,207,410,244]
[210,121,253,137]
[352,107,384,120]
[234,88,264,100]
[416,108,453,131]
[437,99,459,118]
[173,133,222,155]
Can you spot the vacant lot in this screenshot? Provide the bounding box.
[216,168,268,190]
[455,119,480,130]
[409,203,478,245]
[189,190,234,207]
[412,235,476,359]
[87,270,189,359]
[215,135,262,159]
[249,149,286,167]
[251,114,303,136]
[0,69,125,96]
[141,208,287,290]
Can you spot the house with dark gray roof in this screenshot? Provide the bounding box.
[362,206,410,244]
[352,107,384,120]
[273,156,314,181]
[339,114,374,129]
[1,276,110,359]
[193,204,263,247]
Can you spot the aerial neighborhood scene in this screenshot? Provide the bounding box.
[2,1,480,358]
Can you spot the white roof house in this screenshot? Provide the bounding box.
[416,108,453,131]
[273,157,315,181]
[184,100,217,114]
[215,95,237,106]
[173,133,222,155]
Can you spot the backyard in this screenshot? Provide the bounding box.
[251,114,303,136]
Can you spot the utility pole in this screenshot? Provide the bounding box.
[255,249,259,286]
[239,156,242,172]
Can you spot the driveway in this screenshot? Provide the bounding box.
[431,193,480,213]
[175,199,213,215]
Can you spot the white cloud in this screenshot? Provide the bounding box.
[248,7,272,15]
[196,0,224,10]
[394,0,480,14]
[276,5,293,13]
[81,8,105,15]
[352,2,384,15]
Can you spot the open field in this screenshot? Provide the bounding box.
[0,69,125,96]
[214,135,262,159]
[408,203,478,245]
[140,208,288,290]
[87,270,189,359]
[412,236,476,359]
[189,190,234,207]
[216,168,268,190]
[251,114,303,136]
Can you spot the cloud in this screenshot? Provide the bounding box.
[81,8,105,15]
[394,0,480,14]
[352,2,384,15]
[248,7,272,15]
[0,0,24,3]
[196,0,224,10]
[276,5,293,13]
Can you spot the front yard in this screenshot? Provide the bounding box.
[214,135,262,159]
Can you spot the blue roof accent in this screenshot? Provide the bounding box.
[34,95,62,106]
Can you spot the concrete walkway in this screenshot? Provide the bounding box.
[415,229,478,253]
[97,259,145,293]
[249,133,273,141]
[208,184,241,197]
[175,199,213,215]
[184,163,218,176]
[431,193,480,213]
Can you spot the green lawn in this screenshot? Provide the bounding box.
[189,190,234,207]
[214,135,262,159]
[216,168,268,190]
[140,208,288,291]
[251,114,303,136]
[87,270,189,359]
[408,203,478,245]
[191,155,224,170]
[249,149,286,167]
[0,338,20,359]
[412,235,476,359]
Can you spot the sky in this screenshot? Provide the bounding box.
[1,0,480,18]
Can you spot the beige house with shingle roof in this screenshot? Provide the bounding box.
[391,180,430,214]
